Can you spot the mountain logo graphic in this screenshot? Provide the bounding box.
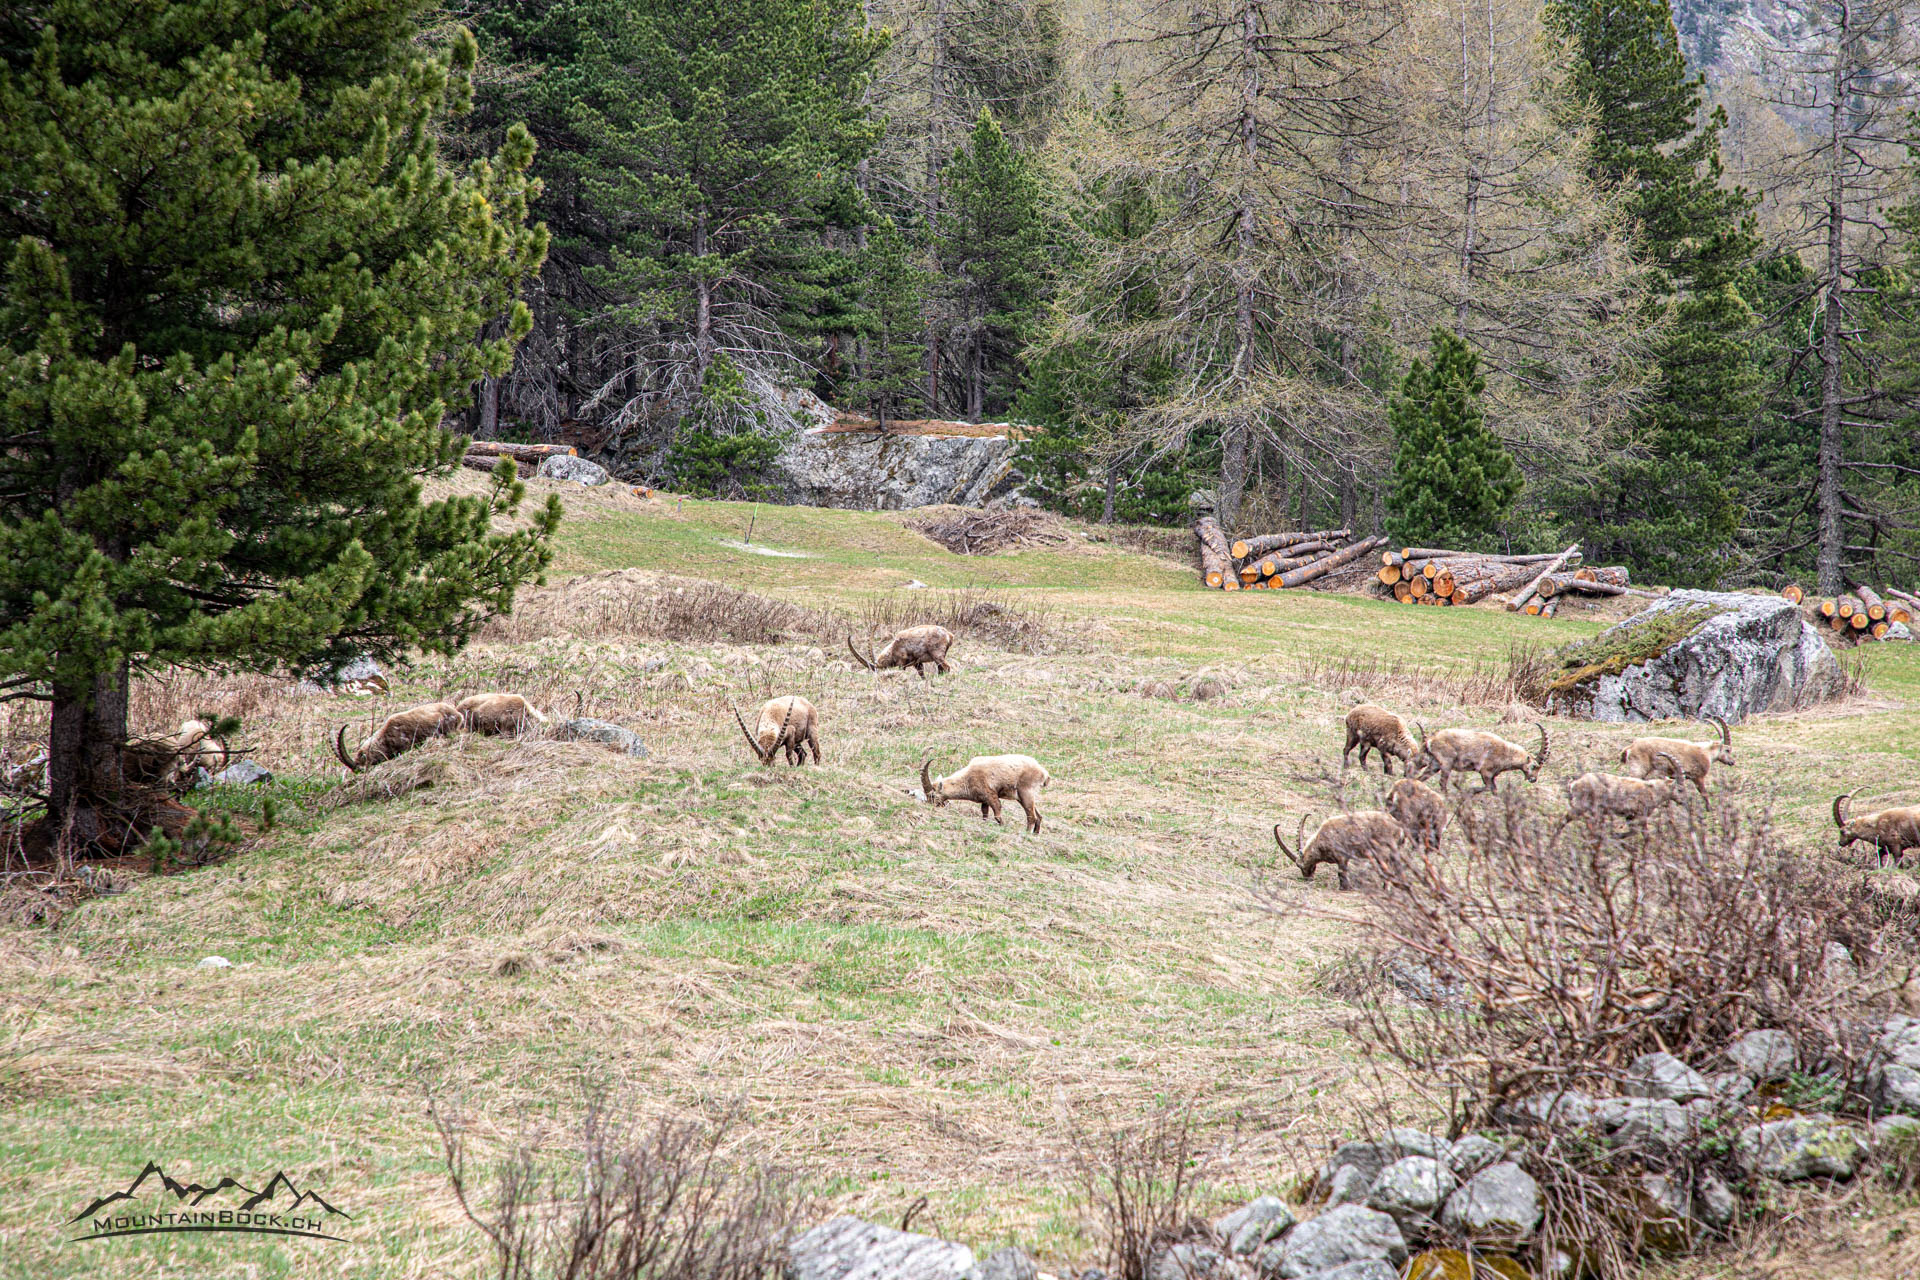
[69,1162,352,1243]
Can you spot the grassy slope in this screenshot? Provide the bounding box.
[3,478,1916,1280]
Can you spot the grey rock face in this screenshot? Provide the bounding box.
[973,1249,1038,1280]
[1735,1116,1867,1182]
[1213,1197,1294,1257]
[537,453,612,486]
[1880,1016,1920,1070]
[1324,1165,1372,1207]
[1315,1142,1393,1198]
[1546,590,1844,723]
[1145,1242,1247,1280]
[1626,1051,1714,1102]
[771,428,1017,510]
[1365,1156,1456,1223]
[1506,1090,1596,1129]
[1444,1135,1507,1178]
[788,1217,976,1280]
[1706,1072,1755,1105]
[1695,1172,1736,1227]
[554,717,648,757]
[1381,1128,1450,1163]
[1265,1205,1406,1279]
[1874,1063,1920,1115]
[215,760,273,786]
[1440,1162,1542,1241]
[1874,1114,1920,1144]
[1726,1029,1797,1082]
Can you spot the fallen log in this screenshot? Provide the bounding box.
[1781,584,1805,605]
[1572,566,1630,587]
[1194,518,1235,590]
[461,453,519,475]
[1851,583,1889,622]
[466,440,578,460]
[1508,544,1581,613]
[1234,529,1350,559]
[1274,536,1388,589]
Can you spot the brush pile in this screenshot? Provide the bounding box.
[1192,521,1388,590]
[1784,582,1917,643]
[910,505,1072,555]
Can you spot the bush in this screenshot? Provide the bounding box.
[665,356,792,499]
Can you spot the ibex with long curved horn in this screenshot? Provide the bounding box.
[1621,716,1734,803]
[848,626,954,679]
[733,696,820,766]
[333,702,462,772]
[919,755,1049,833]
[1273,811,1408,891]
[1834,791,1920,869]
[1410,721,1549,793]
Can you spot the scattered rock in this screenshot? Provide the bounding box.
[1874,1063,1920,1115]
[1626,1052,1713,1102]
[1145,1242,1246,1280]
[1214,1197,1295,1257]
[1366,1156,1457,1224]
[1726,1029,1797,1081]
[1694,1172,1736,1227]
[788,1217,977,1280]
[537,453,612,486]
[196,956,232,970]
[187,766,214,790]
[1505,1090,1595,1129]
[1705,1072,1755,1105]
[1312,1262,1400,1280]
[1439,1163,1542,1242]
[1735,1116,1866,1182]
[1325,1165,1372,1207]
[1264,1205,1407,1279]
[215,760,273,786]
[1873,1114,1920,1145]
[1880,1016,1920,1070]
[1594,1097,1693,1146]
[291,653,388,696]
[1381,954,1468,1007]
[973,1248,1039,1280]
[1382,1128,1450,1164]
[1546,589,1844,722]
[1443,1135,1506,1179]
[555,717,649,757]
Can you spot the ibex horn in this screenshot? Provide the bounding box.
[732,704,770,763]
[847,634,876,671]
[920,759,937,801]
[1533,721,1550,767]
[1834,790,1859,829]
[773,697,795,756]
[1272,822,1303,870]
[1415,721,1429,747]
[1710,714,1730,746]
[333,724,362,773]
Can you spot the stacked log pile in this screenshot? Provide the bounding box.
[1192,521,1387,591]
[1791,582,1917,643]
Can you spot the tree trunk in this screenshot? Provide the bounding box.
[1102,462,1118,525]
[967,328,984,421]
[1814,24,1848,598]
[47,661,132,847]
[693,208,714,375]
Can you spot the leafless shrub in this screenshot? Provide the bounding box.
[439,1097,805,1280]
[1070,1106,1209,1280]
[856,589,1060,654]
[907,505,1072,555]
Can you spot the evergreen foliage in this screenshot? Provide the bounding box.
[1548,0,1761,586]
[845,217,929,427]
[1388,330,1521,550]
[0,0,556,834]
[663,356,792,498]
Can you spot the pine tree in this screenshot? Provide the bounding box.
[0,1,556,843]
[845,217,929,428]
[940,109,1052,421]
[1548,0,1762,587]
[1388,330,1521,550]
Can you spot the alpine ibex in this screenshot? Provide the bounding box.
[124,719,230,787]
[1561,754,1684,829]
[733,696,821,766]
[1621,717,1733,802]
[1833,792,1920,868]
[848,626,954,678]
[920,755,1049,833]
[1384,776,1449,853]
[1273,811,1408,890]
[1411,722,1549,792]
[333,702,462,772]
[1343,703,1418,775]
[456,693,549,736]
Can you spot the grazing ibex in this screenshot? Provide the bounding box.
[1343,703,1418,775]
[919,755,1049,833]
[333,702,461,772]
[849,626,955,678]
[1561,754,1684,830]
[1833,792,1920,869]
[733,696,821,766]
[1273,811,1408,890]
[1411,722,1549,792]
[1384,776,1449,853]
[1621,717,1733,802]
[124,719,230,787]
[456,693,549,736]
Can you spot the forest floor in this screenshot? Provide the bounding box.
[3,473,1918,1279]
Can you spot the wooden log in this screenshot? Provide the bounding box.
[1509,544,1581,612]
[1829,613,1849,632]
[1432,569,1457,597]
[1837,596,1858,620]
[1407,574,1431,598]
[1524,600,1544,616]
[1851,583,1889,621]
[1378,565,1403,586]
[1273,536,1388,589]
[1393,581,1414,603]
[461,453,519,475]
[1572,566,1630,587]
[1234,530,1351,559]
[466,440,577,460]
[1382,551,1405,567]
[1819,598,1839,619]
[1194,518,1235,589]
[1781,584,1805,605]
[1540,597,1560,619]
[1450,561,1544,605]
[1872,620,1891,639]
[1851,610,1870,630]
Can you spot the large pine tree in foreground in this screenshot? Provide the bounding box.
[0,0,557,844]
[1389,330,1521,551]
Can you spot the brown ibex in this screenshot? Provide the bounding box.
[456,693,549,736]
[333,702,462,772]
[1833,791,1920,868]
[919,755,1050,833]
[1411,722,1549,792]
[1560,754,1685,830]
[848,625,954,678]
[1343,703,1418,775]
[1621,717,1733,802]
[124,719,230,787]
[1384,776,1449,853]
[1273,811,1408,890]
[733,696,821,766]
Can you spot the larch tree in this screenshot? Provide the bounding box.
[0,0,557,845]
